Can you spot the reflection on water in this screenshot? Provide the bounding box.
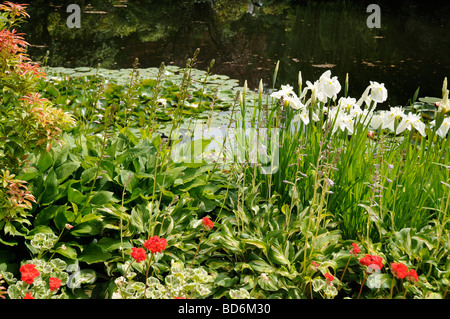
[23,0,449,107]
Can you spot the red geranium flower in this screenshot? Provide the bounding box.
[391,262,408,279]
[350,243,361,256]
[202,217,214,230]
[23,292,34,299]
[144,236,167,254]
[324,272,334,283]
[130,247,147,262]
[48,277,61,291]
[19,264,40,285]
[406,269,419,282]
[359,254,383,273]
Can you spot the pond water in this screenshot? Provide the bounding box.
[23,0,450,108]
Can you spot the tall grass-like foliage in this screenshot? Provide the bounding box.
[236,67,449,241]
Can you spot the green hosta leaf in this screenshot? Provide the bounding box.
[130,206,147,234]
[70,218,103,237]
[269,244,290,267]
[53,143,70,168]
[52,243,78,260]
[90,191,117,206]
[34,205,61,226]
[80,167,97,185]
[68,186,85,205]
[258,273,279,292]
[118,169,139,192]
[242,238,268,255]
[156,166,185,188]
[78,242,111,264]
[39,169,59,205]
[214,273,238,288]
[37,151,53,172]
[116,146,151,165]
[54,206,78,230]
[55,162,80,182]
[96,237,131,252]
[229,288,250,299]
[249,260,275,273]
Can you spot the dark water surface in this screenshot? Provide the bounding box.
[23,0,450,108]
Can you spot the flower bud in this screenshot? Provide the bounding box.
[443,77,448,98]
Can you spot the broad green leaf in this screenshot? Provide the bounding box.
[80,166,97,185]
[70,219,103,237]
[116,146,150,164]
[53,143,70,167]
[249,260,275,273]
[55,162,80,182]
[39,169,59,205]
[34,205,60,226]
[96,237,131,252]
[78,242,111,264]
[54,207,78,230]
[52,243,78,260]
[37,151,53,172]
[258,273,279,291]
[90,190,117,206]
[68,186,85,205]
[269,244,290,267]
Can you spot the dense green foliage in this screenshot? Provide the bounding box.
[0,2,448,300]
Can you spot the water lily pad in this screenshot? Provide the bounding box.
[74,66,93,72]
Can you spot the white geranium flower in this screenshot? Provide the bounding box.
[431,117,450,138]
[369,81,388,103]
[396,112,426,136]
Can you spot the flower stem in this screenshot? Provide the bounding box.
[191,228,205,268]
[357,272,368,299]
[403,282,409,299]
[338,257,351,290]
[390,277,396,299]
[143,254,154,298]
